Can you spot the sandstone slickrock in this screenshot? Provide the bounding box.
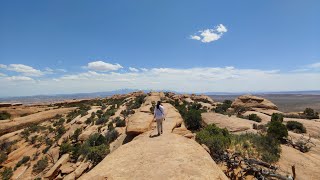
[79,133,227,180]
[44,154,70,179]
[60,163,75,174]
[74,162,90,178]
[231,95,278,110]
[12,165,28,179]
[63,172,76,180]
[47,147,60,163]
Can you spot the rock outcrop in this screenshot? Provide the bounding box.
[79,133,227,180]
[231,95,278,110]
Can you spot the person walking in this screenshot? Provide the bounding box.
[154,101,165,136]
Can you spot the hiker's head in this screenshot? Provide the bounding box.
[156,101,161,109]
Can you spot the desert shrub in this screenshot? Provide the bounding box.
[196,124,231,159]
[55,126,66,140]
[80,133,109,165]
[30,135,38,144]
[96,117,108,125]
[231,133,281,163]
[286,121,306,133]
[267,121,288,142]
[42,146,51,154]
[60,142,73,155]
[248,114,262,122]
[15,156,30,168]
[32,157,48,174]
[101,104,107,110]
[53,118,65,127]
[303,108,319,119]
[128,95,146,110]
[105,129,119,144]
[214,100,232,114]
[1,167,13,180]
[184,109,202,130]
[45,138,53,146]
[115,118,126,127]
[72,128,82,141]
[0,111,11,120]
[104,109,116,117]
[0,151,8,164]
[271,113,284,122]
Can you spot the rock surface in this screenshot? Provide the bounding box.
[79,133,227,180]
[231,95,278,110]
[44,154,70,179]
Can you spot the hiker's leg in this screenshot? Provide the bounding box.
[160,119,163,133]
[156,119,160,135]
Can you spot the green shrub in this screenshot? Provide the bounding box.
[248,114,262,122]
[303,108,319,119]
[0,111,11,120]
[42,146,51,154]
[53,118,65,127]
[72,128,82,141]
[105,129,119,144]
[0,151,8,164]
[231,133,281,163]
[184,109,202,130]
[271,113,284,122]
[196,124,231,159]
[214,100,232,114]
[80,133,109,165]
[115,118,126,127]
[1,167,13,180]
[267,121,288,142]
[60,142,73,155]
[16,156,30,168]
[32,157,48,174]
[286,121,306,133]
[96,117,108,125]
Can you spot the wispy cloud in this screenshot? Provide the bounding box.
[129,67,139,72]
[190,24,228,43]
[6,76,34,81]
[86,61,123,72]
[0,64,44,76]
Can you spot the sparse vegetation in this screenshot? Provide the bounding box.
[0,111,11,120]
[214,100,232,114]
[196,124,231,159]
[271,113,284,122]
[0,151,8,164]
[303,108,319,119]
[15,156,30,168]
[286,121,306,133]
[95,116,108,125]
[1,167,13,180]
[80,133,110,165]
[33,157,48,174]
[267,120,288,142]
[248,114,262,122]
[115,117,126,127]
[72,128,82,142]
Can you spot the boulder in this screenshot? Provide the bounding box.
[79,126,98,141]
[74,162,90,178]
[126,111,154,135]
[231,95,278,110]
[44,154,70,179]
[79,133,228,180]
[60,163,75,174]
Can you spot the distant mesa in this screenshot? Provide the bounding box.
[231,94,278,110]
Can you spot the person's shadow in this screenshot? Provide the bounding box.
[149,134,160,138]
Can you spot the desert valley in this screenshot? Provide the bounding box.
[0,91,319,180]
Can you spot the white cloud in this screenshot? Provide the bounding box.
[4,64,44,76]
[140,68,148,72]
[190,35,201,40]
[0,64,7,69]
[87,61,123,71]
[129,67,139,72]
[191,24,228,43]
[216,24,227,33]
[0,73,6,76]
[6,76,34,81]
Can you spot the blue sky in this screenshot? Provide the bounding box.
[0,0,320,97]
